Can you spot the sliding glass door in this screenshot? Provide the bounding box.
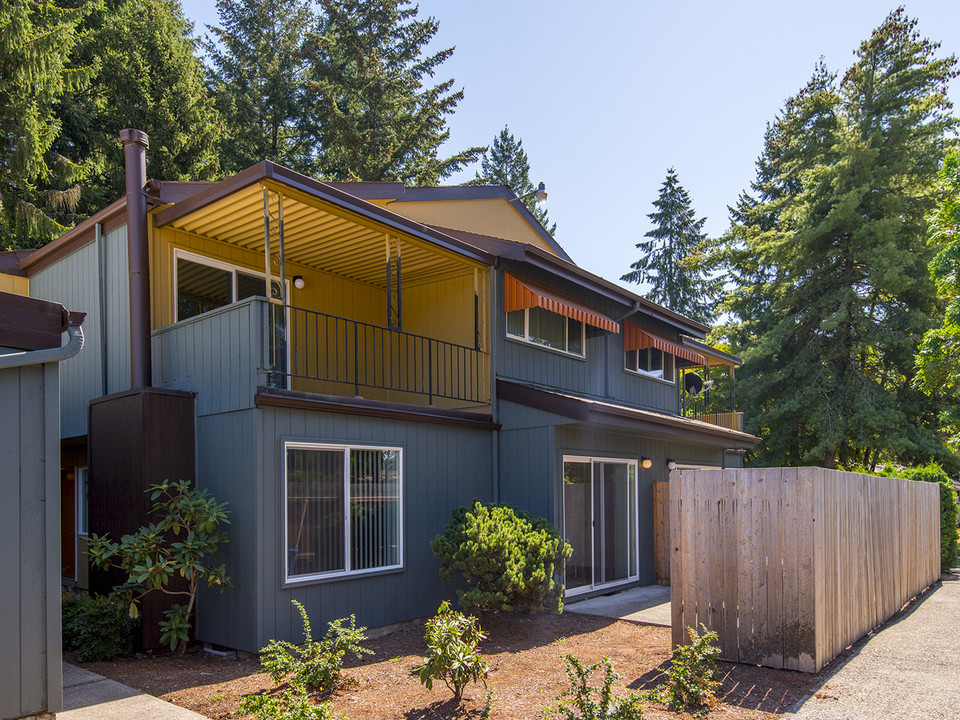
[563,457,638,596]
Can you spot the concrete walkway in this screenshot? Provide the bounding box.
[59,663,206,720]
[785,574,960,720]
[565,584,672,626]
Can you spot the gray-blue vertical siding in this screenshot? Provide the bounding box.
[497,399,732,587]
[30,224,131,437]
[494,264,680,413]
[0,361,63,717]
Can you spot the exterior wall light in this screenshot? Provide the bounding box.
[293,275,305,289]
[641,457,653,469]
[666,460,678,471]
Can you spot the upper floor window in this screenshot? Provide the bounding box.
[175,249,282,322]
[507,306,585,357]
[625,347,675,382]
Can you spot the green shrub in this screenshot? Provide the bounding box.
[651,625,720,714]
[62,590,138,662]
[431,501,573,613]
[238,688,339,720]
[88,479,232,652]
[415,601,488,702]
[905,463,959,571]
[258,600,371,694]
[546,655,644,720]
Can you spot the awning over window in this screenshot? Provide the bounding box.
[624,322,706,364]
[504,272,620,333]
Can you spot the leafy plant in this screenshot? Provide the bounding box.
[62,589,139,662]
[651,625,720,714]
[87,479,232,652]
[432,501,572,613]
[238,687,339,720]
[547,655,644,720]
[415,601,488,702]
[259,600,372,693]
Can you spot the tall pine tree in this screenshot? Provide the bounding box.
[57,0,222,214]
[206,0,315,174]
[622,168,721,324]
[303,0,482,184]
[475,126,554,235]
[720,9,958,470]
[916,151,960,449]
[1,0,94,249]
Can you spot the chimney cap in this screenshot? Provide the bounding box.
[119,128,149,149]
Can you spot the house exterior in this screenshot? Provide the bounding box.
[4,131,757,653]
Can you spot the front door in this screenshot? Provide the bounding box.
[563,457,638,596]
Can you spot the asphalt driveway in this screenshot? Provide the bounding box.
[785,573,960,720]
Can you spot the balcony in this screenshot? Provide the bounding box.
[677,340,743,433]
[266,302,490,408]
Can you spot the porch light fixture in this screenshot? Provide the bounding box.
[641,457,653,469]
[508,181,548,206]
[293,275,305,289]
[666,459,678,471]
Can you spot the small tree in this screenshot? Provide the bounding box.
[88,480,232,652]
[432,501,572,613]
[415,601,488,702]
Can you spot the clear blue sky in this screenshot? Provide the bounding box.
[182,1,960,289]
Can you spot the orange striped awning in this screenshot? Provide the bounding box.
[504,273,620,333]
[624,322,706,364]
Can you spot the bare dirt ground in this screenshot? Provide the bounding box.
[77,612,821,720]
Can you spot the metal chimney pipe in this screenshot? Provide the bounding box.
[120,128,152,388]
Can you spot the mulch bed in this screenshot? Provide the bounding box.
[77,613,821,719]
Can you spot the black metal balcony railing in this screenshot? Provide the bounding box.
[266,303,488,405]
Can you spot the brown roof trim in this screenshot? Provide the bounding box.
[255,386,500,431]
[146,180,220,204]
[0,290,86,350]
[152,161,497,266]
[497,380,759,448]
[20,197,127,276]
[0,250,34,277]
[431,226,709,338]
[682,337,742,366]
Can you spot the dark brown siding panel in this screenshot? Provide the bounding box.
[88,387,196,649]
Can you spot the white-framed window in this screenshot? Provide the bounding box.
[506,307,585,357]
[625,347,675,382]
[174,248,286,322]
[284,441,403,583]
[76,467,89,536]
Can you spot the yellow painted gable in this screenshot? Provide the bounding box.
[0,273,28,296]
[369,198,559,256]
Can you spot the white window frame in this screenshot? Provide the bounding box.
[283,441,404,585]
[76,466,89,536]
[561,455,640,598]
[174,248,291,320]
[505,306,586,358]
[624,347,676,384]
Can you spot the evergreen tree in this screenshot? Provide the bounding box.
[206,0,315,173]
[303,0,482,184]
[622,168,721,324]
[916,151,960,449]
[720,9,958,470]
[57,0,222,214]
[0,0,94,249]
[475,126,554,235]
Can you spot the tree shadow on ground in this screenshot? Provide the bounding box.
[402,696,487,720]
[627,577,953,715]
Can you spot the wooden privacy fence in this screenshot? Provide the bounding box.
[670,467,940,673]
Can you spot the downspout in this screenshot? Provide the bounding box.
[120,129,152,389]
[96,222,108,394]
[0,323,85,370]
[490,261,500,504]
